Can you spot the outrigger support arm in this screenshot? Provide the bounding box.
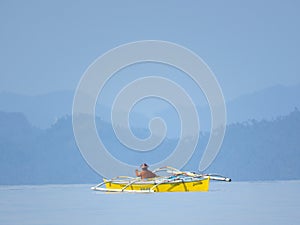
[91,180,111,190]
[153,166,231,182]
[182,172,231,182]
[91,176,136,190]
[121,178,141,192]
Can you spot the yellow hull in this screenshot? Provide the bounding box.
[103,177,210,192]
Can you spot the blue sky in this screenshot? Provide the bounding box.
[1,0,300,101]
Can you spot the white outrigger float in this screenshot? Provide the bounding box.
[91,166,231,193]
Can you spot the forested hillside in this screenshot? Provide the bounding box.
[0,109,299,184]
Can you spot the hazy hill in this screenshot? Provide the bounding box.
[0,91,74,128]
[0,112,99,184]
[0,84,299,130]
[0,109,299,184]
[226,84,300,124]
[187,108,300,181]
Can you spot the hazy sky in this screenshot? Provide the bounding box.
[1,0,300,101]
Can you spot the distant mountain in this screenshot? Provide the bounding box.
[186,109,300,181]
[0,112,99,184]
[0,84,300,130]
[0,90,74,128]
[226,84,300,124]
[160,84,300,133]
[0,84,300,184]
[0,109,299,184]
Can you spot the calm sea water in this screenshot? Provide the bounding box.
[0,181,299,225]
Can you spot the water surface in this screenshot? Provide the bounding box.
[0,181,299,225]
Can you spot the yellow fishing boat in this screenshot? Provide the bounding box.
[91,167,230,193]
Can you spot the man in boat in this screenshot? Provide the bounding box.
[135,163,157,179]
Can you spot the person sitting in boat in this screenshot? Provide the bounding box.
[135,163,157,179]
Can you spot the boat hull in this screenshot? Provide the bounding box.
[103,177,210,192]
